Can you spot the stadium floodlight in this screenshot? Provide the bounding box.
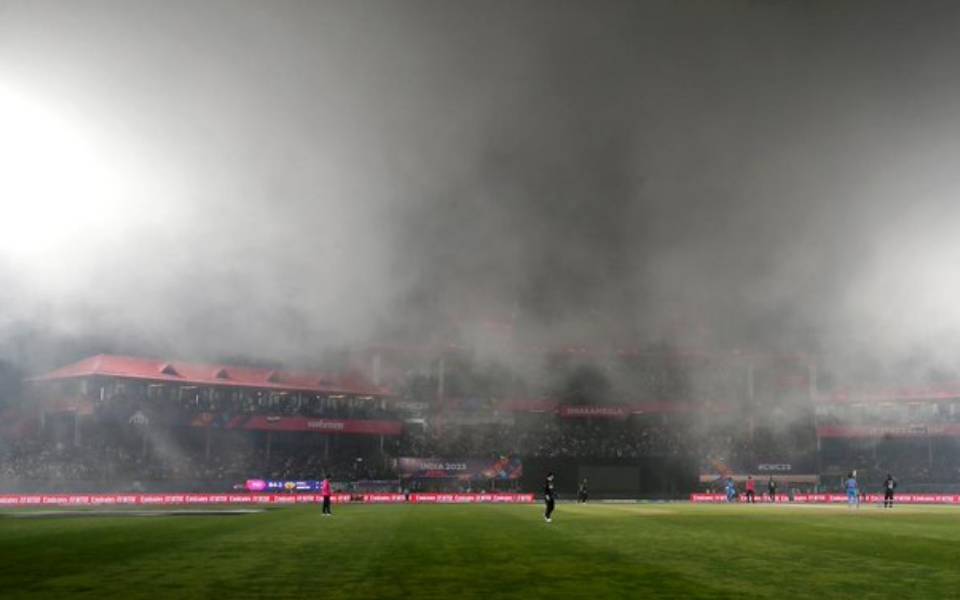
[0,82,157,275]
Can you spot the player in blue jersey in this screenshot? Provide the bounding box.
[845,472,859,508]
[725,477,737,503]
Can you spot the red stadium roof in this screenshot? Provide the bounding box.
[28,354,391,397]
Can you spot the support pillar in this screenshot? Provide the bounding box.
[808,364,818,402]
[73,412,81,447]
[372,352,382,386]
[437,357,446,405]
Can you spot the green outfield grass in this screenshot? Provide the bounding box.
[2,502,960,599]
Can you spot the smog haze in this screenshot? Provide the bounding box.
[2,0,960,383]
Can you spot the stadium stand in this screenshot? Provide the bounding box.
[7,349,960,497]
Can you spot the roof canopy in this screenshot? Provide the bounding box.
[29,354,390,397]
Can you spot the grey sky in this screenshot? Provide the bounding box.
[2,1,960,380]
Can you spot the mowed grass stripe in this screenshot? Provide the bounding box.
[2,504,960,599]
[0,510,276,591]
[651,506,960,598]
[0,508,304,597]
[518,504,801,598]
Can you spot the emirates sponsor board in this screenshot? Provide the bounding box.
[410,494,534,503]
[690,494,791,503]
[362,494,408,503]
[0,493,533,507]
[691,493,960,504]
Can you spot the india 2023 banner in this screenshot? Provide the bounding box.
[397,456,522,480]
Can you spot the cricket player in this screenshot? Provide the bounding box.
[845,472,859,508]
[544,473,557,522]
[321,476,332,516]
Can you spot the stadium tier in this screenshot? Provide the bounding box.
[5,352,960,496]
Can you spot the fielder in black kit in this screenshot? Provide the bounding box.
[544,472,556,523]
[883,474,897,508]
